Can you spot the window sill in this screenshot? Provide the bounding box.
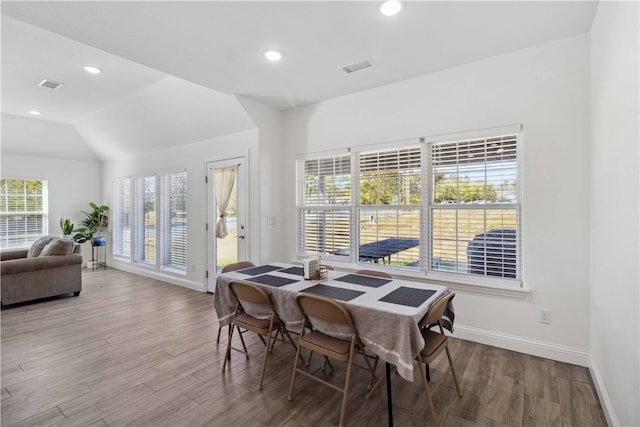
[300,258,530,299]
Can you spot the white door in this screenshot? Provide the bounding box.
[206,157,248,292]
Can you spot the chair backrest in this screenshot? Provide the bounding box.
[354,269,392,279]
[419,291,455,328]
[230,280,272,307]
[296,293,355,329]
[221,261,255,273]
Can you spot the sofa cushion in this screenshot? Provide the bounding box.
[27,236,55,257]
[40,238,75,256]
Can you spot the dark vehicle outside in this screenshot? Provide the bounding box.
[467,227,517,279]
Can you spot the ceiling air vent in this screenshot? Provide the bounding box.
[342,60,373,74]
[38,79,64,90]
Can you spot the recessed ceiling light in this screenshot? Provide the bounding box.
[83,65,103,74]
[28,110,41,116]
[380,0,402,16]
[264,50,283,61]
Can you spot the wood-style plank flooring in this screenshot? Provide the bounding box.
[1,268,607,426]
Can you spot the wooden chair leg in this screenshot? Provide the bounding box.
[259,326,275,391]
[338,344,357,427]
[237,326,249,357]
[222,324,236,373]
[418,361,439,427]
[288,334,305,401]
[445,347,462,397]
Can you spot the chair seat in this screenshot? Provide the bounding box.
[420,329,447,360]
[301,330,352,356]
[234,312,272,332]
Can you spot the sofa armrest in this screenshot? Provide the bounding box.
[1,249,28,261]
[1,254,83,275]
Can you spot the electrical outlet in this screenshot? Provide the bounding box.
[539,309,551,324]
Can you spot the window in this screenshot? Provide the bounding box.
[296,126,521,286]
[161,171,187,271]
[113,178,131,258]
[135,176,156,264]
[358,146,422,267]
[114,171,187,274]
[297,154,351,257]
[428,134,519,281]
[0,178,48,249]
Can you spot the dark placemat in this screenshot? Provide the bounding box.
[248,274,298,287]
[237,265,283,276]
[334,274,391,288]
[302,284,364,302]
[279,266,304,276]
[378,287,436,308]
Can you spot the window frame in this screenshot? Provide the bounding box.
[112,177,132,260]
[160,170,188,273]
[295,125,523,288]
[0,177,49,250]
[115,170,188,276]
[296,151,353,260]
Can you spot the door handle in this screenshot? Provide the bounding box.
[238,235,245,239]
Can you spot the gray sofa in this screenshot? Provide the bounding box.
[1,237,83,306]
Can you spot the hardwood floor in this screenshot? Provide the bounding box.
[1,268,606,426]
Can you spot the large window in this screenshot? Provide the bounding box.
[359,146,422,268]
[161,171,187,271]
[296,127,521,286]
[429,134,519,280]
[113,177,131,258]
[113,171,187,273]
[135,176,156,264]
[0,178,48,249]
[297,154,351,257]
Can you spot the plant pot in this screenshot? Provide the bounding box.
[91,236,105,246]
[61,234,74,240]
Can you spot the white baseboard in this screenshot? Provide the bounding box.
[106,262,204,293]
[589,357,620,427]
[453,324,590,366]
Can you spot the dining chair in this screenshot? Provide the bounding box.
[216,261,256,344]
[416,291,462,427]
[222,280,297,390]
[288,293,377,427]
[354,269,392,279]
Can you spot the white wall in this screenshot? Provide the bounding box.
[102,129,260,291]
[0,153,102,256]
[283,34,592,363]
[236,96,285,264]
[590,2,640,426]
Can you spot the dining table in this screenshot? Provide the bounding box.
[214,262,453,382]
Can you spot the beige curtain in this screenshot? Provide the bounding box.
[214,165,238,238]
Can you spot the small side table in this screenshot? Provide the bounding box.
[91,240,107,271]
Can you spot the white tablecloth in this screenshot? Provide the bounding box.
[214,262,450,381]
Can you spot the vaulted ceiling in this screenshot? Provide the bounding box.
[1,1,598,162]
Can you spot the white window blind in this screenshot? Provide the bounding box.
[297,154,351,256]
[295,127,522,287]
[161,171,187,271]
[112,178,132,258]
[358,146,422,267]
[135,176,156,264]
[0,178,48,249]
[429,134,519,280]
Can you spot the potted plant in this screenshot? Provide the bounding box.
[73,202,109,245]
[60,218,75,239]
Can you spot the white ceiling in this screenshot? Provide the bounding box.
[1,1,598,161]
